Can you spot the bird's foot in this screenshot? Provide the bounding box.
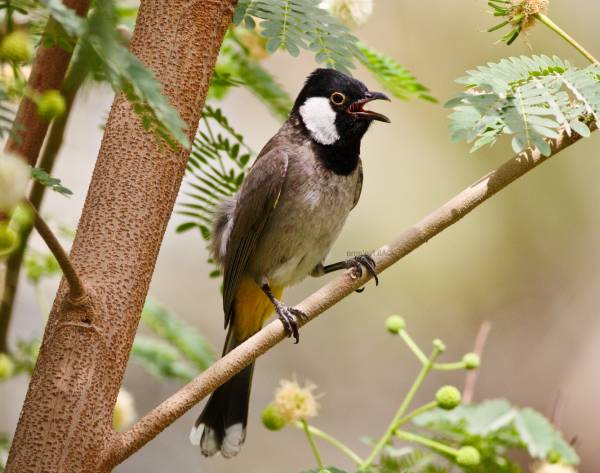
[274,302,307,344]
[346,254,379,291]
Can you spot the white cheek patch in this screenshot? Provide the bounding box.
[299,96,340,145]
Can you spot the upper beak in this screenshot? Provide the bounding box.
[347,91,391,123]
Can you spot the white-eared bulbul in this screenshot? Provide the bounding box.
[190,68,390,458]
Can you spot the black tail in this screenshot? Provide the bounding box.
[190,329,254,458]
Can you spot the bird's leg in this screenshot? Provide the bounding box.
[261,281,307,344]
[311,254,379,292]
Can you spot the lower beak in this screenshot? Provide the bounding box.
[348,91,391,123]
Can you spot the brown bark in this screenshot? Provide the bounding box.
[4,0,90,166]
[5,1,234,472]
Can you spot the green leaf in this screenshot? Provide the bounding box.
[550,432,579,465]
[211,32,292,120]
[175,222,197,233]
[43,0,188,148]
[85,0,189,148]
[141,298,215,371]
[357,43,436,102]
[447,55,600,155]
[177,106,253,277]
[11,338,41,375]
[236,0,360,73]
[414,399,517,436]
[39,0,84,37]
[24,248,61,284]
[31,168,73,196]
[513,408,555,459]
[131,334,197,382]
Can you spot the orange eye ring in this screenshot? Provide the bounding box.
[330,92,346,106]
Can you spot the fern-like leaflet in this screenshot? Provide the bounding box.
[234,0,360,74]
[447,55,600,156]
[357,43,436,102]
[177,107,253,277]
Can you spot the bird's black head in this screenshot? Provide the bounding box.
[292,68,390,147]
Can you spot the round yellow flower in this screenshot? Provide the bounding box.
[320,0,373,28]
[533,463,577,473]
[0,153,29,213]
[273,378,319,424]
[113,388,137,431]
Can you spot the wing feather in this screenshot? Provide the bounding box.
[222,150,289,327]
[352,159,363,209]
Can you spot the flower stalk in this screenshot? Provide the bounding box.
[534,13,599,65]
[301,419,324,469]
[295,422,364,465]
[360,344,443,469]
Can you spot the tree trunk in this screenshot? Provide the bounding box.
[5,1,233,472]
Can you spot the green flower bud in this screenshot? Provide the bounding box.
[0,353,15,380]
[385,315,406,334]
[463,353,481,370]
[9,203,33,231]
[547,450,561,464]
[37,90,66,121]
[436,385,461,410]
[261,404,286,431]
[433,338,446,353]
[0,222,19,258]
[0,31,33,63]
[456,446,481,466]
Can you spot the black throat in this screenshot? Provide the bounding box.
[311,139,361,176]
[291,113,362,176]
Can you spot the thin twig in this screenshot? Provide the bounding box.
[535,13,599,65]
[102,124,596,469]
[462,320,492,404]
[301,419,324,469]
[0,79,82,352]
[295,422,364,465]
[30,206,85,300]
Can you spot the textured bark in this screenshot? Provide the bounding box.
[4,0,90,166]
[5,1,234,472]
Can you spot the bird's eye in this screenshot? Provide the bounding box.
[330,92,346,106]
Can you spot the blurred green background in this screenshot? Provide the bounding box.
[2,0,600,471]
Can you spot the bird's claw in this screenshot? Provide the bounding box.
[347,254,379,291]
[275,303,307,344]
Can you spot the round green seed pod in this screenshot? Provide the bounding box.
[37,90,66,121]
[0,31,33,63]
[456,446,481,466]
[0,353,15,380]
[261,404,286,431]
[436,385,461,410]
[385,315,406,334]
[0,222,19,258]
[433,338,446,352]
[463,353,481,370]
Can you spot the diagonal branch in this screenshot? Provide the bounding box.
[103,124,596,468]
[29,205,86,300]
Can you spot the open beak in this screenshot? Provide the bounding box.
[347,91,391,123]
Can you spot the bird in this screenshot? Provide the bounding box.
[190,68,390,458]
